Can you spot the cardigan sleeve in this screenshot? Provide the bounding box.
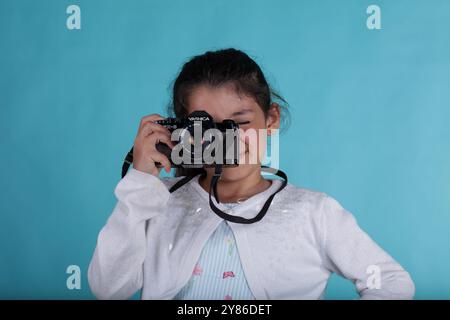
[319,195,415,299]
[88,168,171,299]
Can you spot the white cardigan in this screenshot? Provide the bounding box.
[88,168,415,300]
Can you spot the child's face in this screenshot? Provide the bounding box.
[186,83,280,181]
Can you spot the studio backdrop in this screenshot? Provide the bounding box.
[1,0,449,299]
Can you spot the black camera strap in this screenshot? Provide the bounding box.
[166,164,287,224]
[207,164,288,224]
[122,147,135,179]
[121,147,288,224]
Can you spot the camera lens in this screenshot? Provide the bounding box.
[179,122,212,164]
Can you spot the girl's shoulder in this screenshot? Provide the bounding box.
[280,183,353,226]
[280,182,329,204]
[280,182,346,214]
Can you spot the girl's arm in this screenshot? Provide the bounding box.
[87,168,170,299]
[319,195,415,299]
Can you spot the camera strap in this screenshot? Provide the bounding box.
[121,148,288,224]
[207,164,288,224]
[167,164,288,224]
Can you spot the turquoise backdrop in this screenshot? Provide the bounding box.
[1,0,449,299]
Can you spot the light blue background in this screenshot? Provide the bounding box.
[1,0,449,299]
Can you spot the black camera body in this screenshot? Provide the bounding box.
[154,110,240,168]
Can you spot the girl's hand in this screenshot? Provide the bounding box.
[132,114,174,176]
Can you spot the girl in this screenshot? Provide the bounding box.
[88,48,415,300]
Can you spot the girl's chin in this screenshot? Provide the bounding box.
[218,163,260,180]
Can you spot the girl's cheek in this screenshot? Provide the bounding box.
[237,127,269,164]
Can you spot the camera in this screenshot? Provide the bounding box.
[154,110,241,168]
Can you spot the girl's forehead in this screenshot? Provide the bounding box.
[186,84,259,119]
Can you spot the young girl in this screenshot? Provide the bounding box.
[88,48,415,300]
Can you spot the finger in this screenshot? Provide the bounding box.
[139,121,172,138]
[139,114,165,127]
[149,151,172,173]
[137,114,165,133]
[145,131,175,149]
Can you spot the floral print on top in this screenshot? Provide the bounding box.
[173,202,255,300]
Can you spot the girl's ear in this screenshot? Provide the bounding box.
[266,103,281,135]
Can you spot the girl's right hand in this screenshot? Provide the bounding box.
[132,114,174,176]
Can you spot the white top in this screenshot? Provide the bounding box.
[88,168,415,300]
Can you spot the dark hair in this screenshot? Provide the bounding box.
[167,48,290,177]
